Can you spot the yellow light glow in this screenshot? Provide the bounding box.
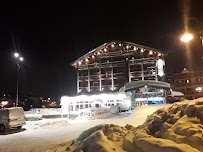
[119,43,122,46]
[1,101,8,106]
[141,48,144,52]
[97,52,101,55]
[133,47,137,51]
[104,48,107,52]
[158,53,162,56]
[126,45,129,49]
[180,33,193,42]
[78,61,81,65]
[85,58,89,62]
[92,55,95,58]
[111,44,114,47]
[149,51,153,55]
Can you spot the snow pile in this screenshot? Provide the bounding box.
[25,119,70,129]
[25,114,43,121]
[39,108,61,115]
[62,101,203,152]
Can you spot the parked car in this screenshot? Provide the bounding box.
[0,107,26,133]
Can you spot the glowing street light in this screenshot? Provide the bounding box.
[14,52,19,58]
[19,57,24,61]
[180,33,194,43]
[13,52,24,107]
[0,101,8,108]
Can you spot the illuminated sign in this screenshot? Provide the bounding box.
[156,59,165,77]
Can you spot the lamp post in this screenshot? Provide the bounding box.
[14,52,24,107]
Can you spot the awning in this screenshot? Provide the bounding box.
[122,80,170,92]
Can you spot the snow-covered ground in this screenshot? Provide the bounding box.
[0,104,171,152]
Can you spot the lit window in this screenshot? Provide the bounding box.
[196,87,202,92]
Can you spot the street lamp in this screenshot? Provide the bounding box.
[180,18,203,46]
[14,52,24,107]
[180,33,194,42]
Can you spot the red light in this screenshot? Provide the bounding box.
[8,119,11,122]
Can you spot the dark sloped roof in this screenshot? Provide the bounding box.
[123,80,170,92]
[71,40,166,66]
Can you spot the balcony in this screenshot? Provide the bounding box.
[175,81,203,87]
[79,75,88,81]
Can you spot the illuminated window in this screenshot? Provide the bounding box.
[196,87,202,92]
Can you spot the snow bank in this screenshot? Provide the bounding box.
[25,114,43,121]
[55,101,203,152]
[25,119,70,130]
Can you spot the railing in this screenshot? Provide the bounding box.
[113,73,124,78]
[24,108,62,115]
[90,75,99,80]
[175,82,203,86]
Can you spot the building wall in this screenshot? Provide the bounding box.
[73,41,164,94]
[61,93,130,114]
[174,72,203,99]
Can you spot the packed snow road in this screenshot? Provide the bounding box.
[0,104,171,152]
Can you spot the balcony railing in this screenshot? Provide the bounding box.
[175,82,203,86]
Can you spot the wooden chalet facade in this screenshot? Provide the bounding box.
[71,40,165,94]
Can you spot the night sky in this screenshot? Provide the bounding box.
[0,0,203,98]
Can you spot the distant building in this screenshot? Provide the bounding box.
[61,41,167,113]
[174,71,203,100]
[71,40,165,94]
[61,93,131,114]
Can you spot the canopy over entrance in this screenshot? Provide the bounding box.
[121,80,170,92]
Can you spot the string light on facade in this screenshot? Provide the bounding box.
[92,55,95,59]
[149,51,153,55]
[158,53,162,56]
[97,52,101,55]
[126,45,129,49]
[111,44,114,47]
[104,48,107,52]
[119,43,122,46]
[78,61,82,65]
[141,48,144,52]
[85,58,89,62]
[133,47,137,51]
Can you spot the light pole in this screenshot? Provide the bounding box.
[14,52,24,107]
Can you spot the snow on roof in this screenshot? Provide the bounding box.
[124,80,170,92]
[60,92,126,105]
[169,91,184,97]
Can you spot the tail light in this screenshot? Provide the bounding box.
[8,119,11,122]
